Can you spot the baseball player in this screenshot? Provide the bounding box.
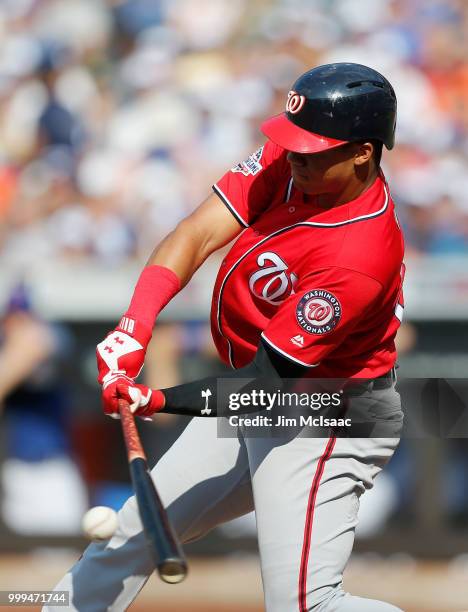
[47,63,405,611]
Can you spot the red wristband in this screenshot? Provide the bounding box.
[124,265,181,333]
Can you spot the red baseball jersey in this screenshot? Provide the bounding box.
[210,141,405,378]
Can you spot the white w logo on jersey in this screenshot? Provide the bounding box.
[249,252,297,305]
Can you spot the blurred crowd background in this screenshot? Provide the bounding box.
[0,0,467,263]
[0,0,468,570]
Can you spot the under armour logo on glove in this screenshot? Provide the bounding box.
[96,330,147,384]
[97,332,143,370]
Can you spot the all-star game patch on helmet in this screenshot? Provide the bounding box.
[261,62,397,154]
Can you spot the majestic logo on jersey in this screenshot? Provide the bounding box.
[286,90,306,114]
[291,334,304,347]
[296,290,341,334]
[231,146,264,176]
[249,252,297,305]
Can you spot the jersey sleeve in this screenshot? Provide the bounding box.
[261,267,383,368]
[212,140,286,227]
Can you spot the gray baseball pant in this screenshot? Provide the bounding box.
[45,384,404,612]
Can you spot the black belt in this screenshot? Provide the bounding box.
[366,366,397,390]
[344,367,397,395]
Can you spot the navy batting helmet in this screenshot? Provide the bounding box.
[261,63,397,153]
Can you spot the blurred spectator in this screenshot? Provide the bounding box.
[0,284,87,534]
[0,0,465,267]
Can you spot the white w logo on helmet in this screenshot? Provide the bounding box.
[286,90,305,114]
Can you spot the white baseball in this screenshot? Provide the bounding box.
[82,506,118,541]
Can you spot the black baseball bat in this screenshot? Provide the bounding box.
[118,398,188,584]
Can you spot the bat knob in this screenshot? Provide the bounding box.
[158,558,188,584]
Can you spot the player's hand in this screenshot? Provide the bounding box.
[96,318,153,385]
[101,374,164,419]
[100,373,165,419]
[116,381,165,418]
[101,373,135,418]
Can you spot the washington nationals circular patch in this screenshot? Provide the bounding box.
[296,290,341,334]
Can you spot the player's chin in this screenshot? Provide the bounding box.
[292,174,321,195]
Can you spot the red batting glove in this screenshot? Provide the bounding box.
[96,266,180,385]
[101,376,164,419]
[116,381,165,418]
[97,265,180,417]
[101,373,135,418]
[96,317,153,386]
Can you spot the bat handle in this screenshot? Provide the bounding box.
[119,398,145,461]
